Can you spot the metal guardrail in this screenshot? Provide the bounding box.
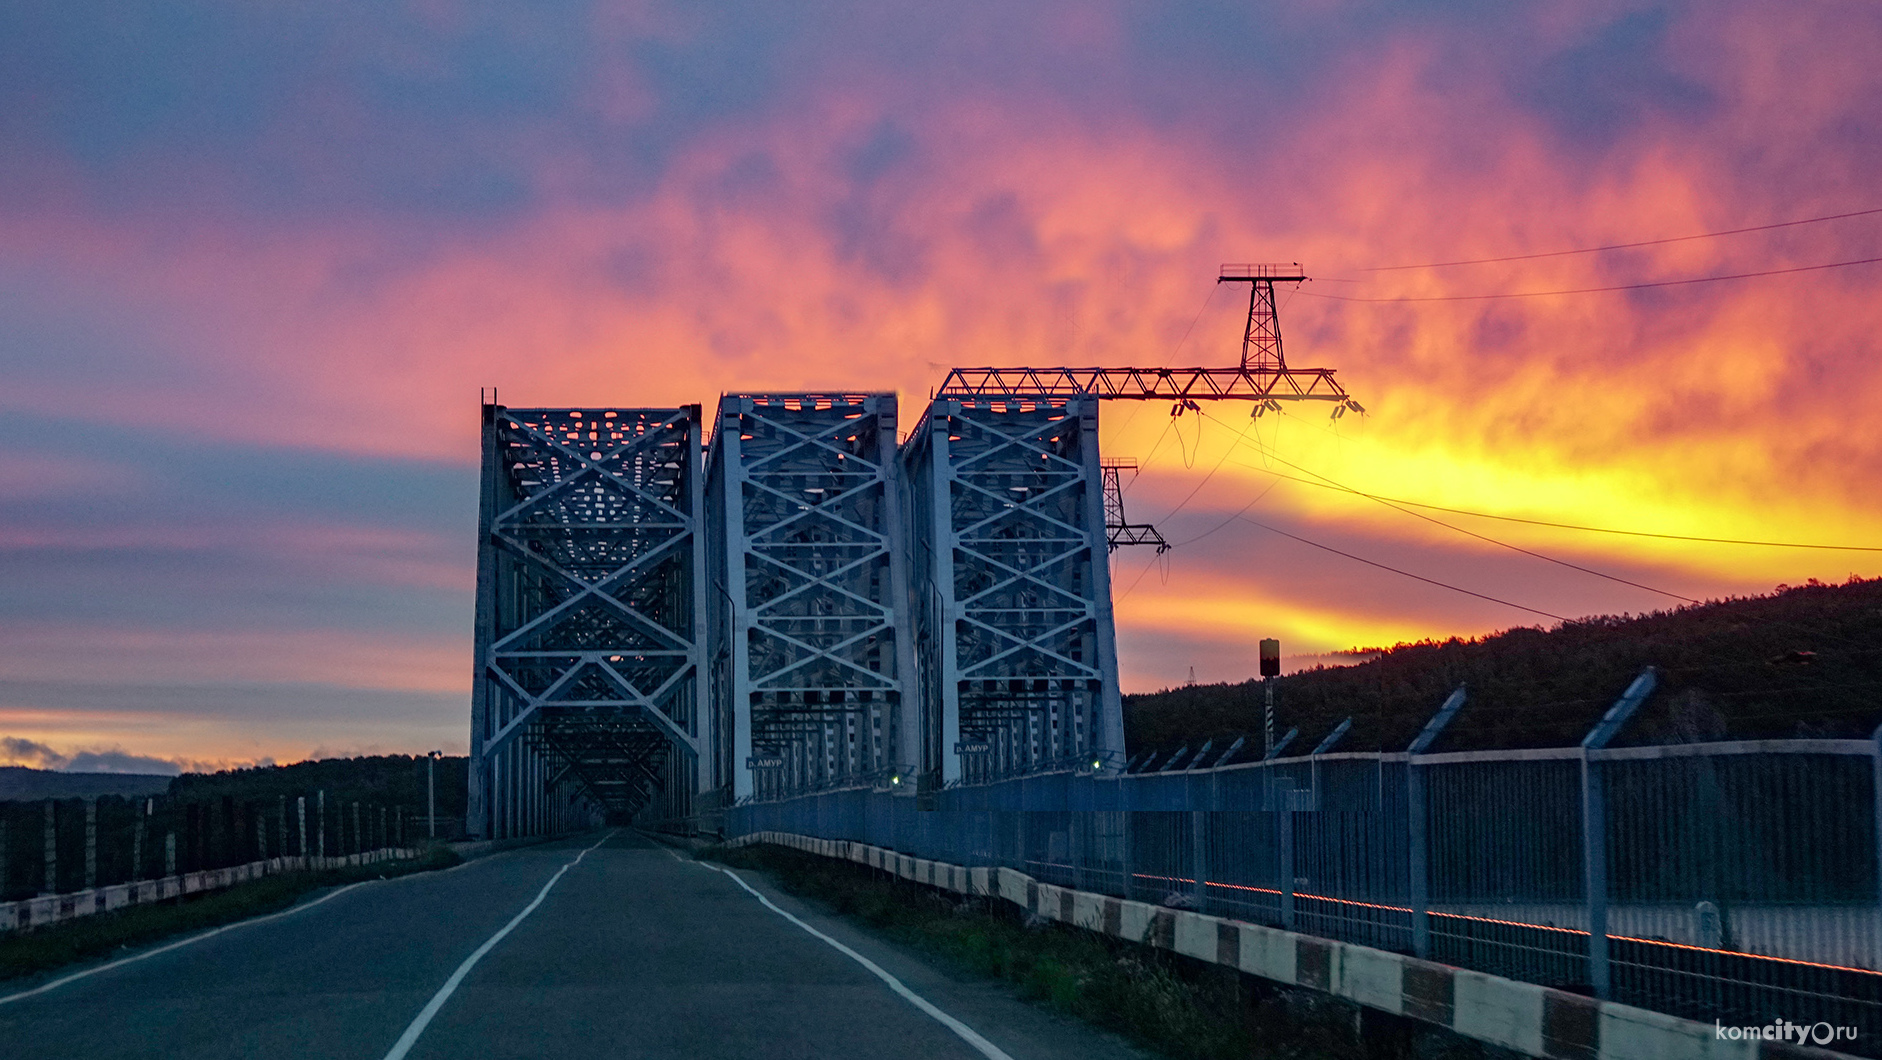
[727,736,1882,1056]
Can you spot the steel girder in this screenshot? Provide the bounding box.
[902,395,1124,789]
[935,365,1356,405]
[706,394,916,802]
[469,405,709,835]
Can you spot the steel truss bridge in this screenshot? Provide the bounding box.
[468,266,1360,837]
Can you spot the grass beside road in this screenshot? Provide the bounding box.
[0,846,461,984]
[706,842,1508,1060]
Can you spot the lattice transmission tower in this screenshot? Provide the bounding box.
[914,264,1362,790]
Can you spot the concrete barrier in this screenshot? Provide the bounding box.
[0,847,421,934]
[726,831,1857,1060]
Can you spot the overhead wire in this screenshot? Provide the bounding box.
[1359,206,1882,271]
[1169,477,1283,548]
[1238,515,1569,622]
[1199,410,1873,650]
[1230,458,1882,553]
[1119,414,1574,620]
[1303,256,1882,303]
[1122,284,1223,493]
[1117,419,1271,601]
[1197,409,1696,603]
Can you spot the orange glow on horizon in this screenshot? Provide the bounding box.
[0,2,1876,760]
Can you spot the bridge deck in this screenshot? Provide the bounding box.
[0,833,1143,1060]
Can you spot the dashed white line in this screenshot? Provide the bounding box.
[380,831,615,1060]
[705,863,1017,1060]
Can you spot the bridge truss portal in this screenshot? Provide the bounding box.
[706,394,917,804]
[469,405,709,837]
[903,395,1124,791]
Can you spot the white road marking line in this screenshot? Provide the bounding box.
[380,831,614,1060]
[0,880,374,1007]
[707,865,1018,1060]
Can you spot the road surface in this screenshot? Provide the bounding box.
[0,832,1145,1060]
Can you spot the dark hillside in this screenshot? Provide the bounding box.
[1124,576,1882,757]
[168,755,468,823]
[0,767,172,801]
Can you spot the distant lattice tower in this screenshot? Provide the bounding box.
[901,394,1124,789]
[706,394,918,802]
[469,404,709,838]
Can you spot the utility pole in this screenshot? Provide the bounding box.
[1260,638,1281,756]
[427,750,441,840]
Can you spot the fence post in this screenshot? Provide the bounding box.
[1580,668,1656,1000]
[317,790,326,861]
[1278,786,1295,931]
[1406,761,1427,957]
[1,818,8,897]
[1406,684,1467,960]
[165,831,177,878]
[1189,809,1207,908]
[42,800,56,896]
[1871,722,1882,985]
[1581,751,1609,998]
[1069,779,1087,892]
[297,797,307,863]
[84,799,96,890]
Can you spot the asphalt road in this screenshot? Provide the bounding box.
[0,832,1146,1060]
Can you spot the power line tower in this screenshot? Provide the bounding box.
[1100,459,1169,552]
[1218,263,1306,371]
[920,265,1362,786]
[938,264,1361,410]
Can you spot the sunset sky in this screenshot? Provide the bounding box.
[1,0,1878,772]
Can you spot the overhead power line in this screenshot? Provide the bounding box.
[1305,256,1882,303]
[1239,516,1568,622]
[1198,409,1696,602]
[1361,206,1882,271]
[1239,464,1882,552]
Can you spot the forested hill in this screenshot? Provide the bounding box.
[0,767,172,801]
[1123,576,1882,758]
[168,755,468,821]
